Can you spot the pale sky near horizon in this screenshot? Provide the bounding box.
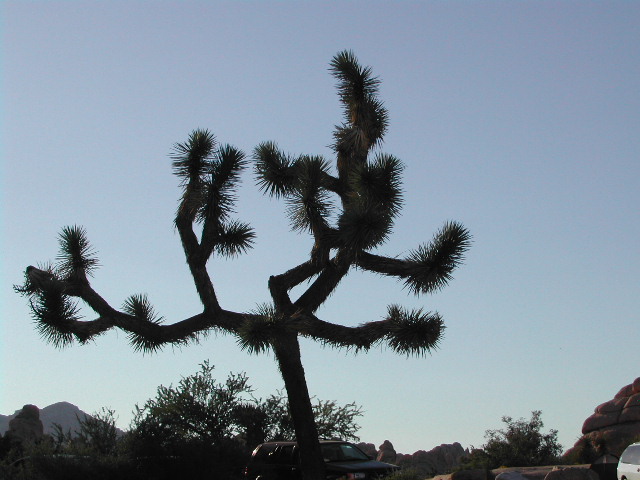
[2,1,639,455]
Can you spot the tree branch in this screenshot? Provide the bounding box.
[291,306,444,356]
[355,221,471,294]
[24,266,249,349]
[294,254,351,313]
[268,261,323,313]
[175,215,222,313]
[355,251,409,276]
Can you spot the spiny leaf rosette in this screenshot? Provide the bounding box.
[16,51,470,480]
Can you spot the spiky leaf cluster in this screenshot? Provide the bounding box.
[14,264,54,297]
[403,221,472,294]
[56,226,99,278]
[330,50,388,155]
[215,221,256,257]
[29,283,81,348]
[199,144,246,226]
[172,129,247,223]
[255,144,334,234]
[14,265,89,347]
[254,142,297,197]
[286,156,333,233]
[337,201,392,252]
[350,153,403,216]
[171,129,216,186]
[385,305,444,356]
[173,129,254,258]
[123,294,164,353]
[123,294,162,325]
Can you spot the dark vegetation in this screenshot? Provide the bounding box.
[16,50,470,480]
[564,432,640,464]
[564,434,610,465]
[0,363,363,479]
[461,411,563,470]
[1,386,575,480]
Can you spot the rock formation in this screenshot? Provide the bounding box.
[4,404,44,444]
[377,440,397,463]
[1,402,89,437]
[39,401,88,434]
[396,442,467,476]
[356,440,466,475]
[570,377,640,456]
[356,442,377,458]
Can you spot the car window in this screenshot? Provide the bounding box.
[253,444,277,462]
[321,443,369,462]
[280,445,295,463]
[621,445,640,465]
[338,444,369,461]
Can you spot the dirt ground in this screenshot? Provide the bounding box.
[431,465,592,480]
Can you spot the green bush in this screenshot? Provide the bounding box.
[460,411,562,470]
[563,434,609,464]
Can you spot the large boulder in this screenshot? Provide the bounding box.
[377,440,397,463]
[5,404,44,444]
[570,377,640,457]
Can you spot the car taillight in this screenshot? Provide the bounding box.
[337,474,366,480]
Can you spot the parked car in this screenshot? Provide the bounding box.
[618,442,640,480]
[244,440,400,480]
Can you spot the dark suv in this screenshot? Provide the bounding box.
[244,440,400,480]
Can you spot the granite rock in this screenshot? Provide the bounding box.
[377,440,397,463]
[572,377,640,456]
[5,404,44,444]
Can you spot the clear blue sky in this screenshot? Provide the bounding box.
[2,1,638,455]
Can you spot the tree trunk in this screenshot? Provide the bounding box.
[274,333,326,480]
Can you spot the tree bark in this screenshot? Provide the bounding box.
[274,334,325,480]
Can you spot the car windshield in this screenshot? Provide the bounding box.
[321,443,369,462]
[621,445,640,464]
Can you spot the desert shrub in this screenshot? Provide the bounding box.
[126,361,364,479]
[125,361,253,479]
[261,390,363,442]
[0,434,55,479]
[1,362,365,479]
[0,451,43,480]
[50,407,120,457]
[461,411,562,470]
[563,433,610,464]
[0,409,136,480]
[459,447,492,471]
[0,439,110,480]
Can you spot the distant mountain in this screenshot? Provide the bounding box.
[1,402,90,436]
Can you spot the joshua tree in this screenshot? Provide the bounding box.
[17,51,470,480]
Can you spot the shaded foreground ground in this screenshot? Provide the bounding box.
[432,465,592,480]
